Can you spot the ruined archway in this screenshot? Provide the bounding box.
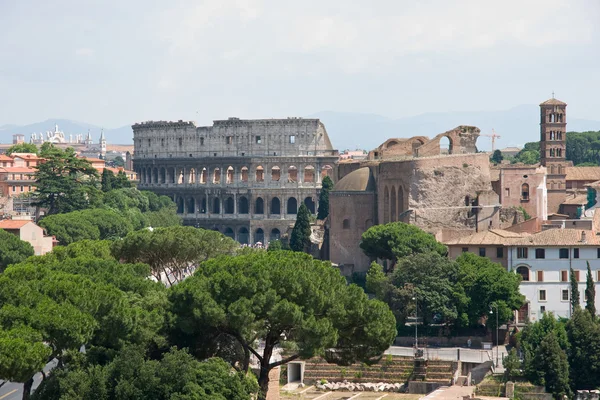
[440,136,453,155]
[177,197,184,214]
[271,197,281,214]
[271,166,281,182]
[213,197,221,214]
[255,228,265,244]
[383,186,390,224]
[238,227,249,245]
[239,196,249,214]
[224,196,234,214]
[304,197,315,214]
[270,228,280,241]
[287,197,298,214]
[255,197,264,214]
[224,227,235,240]
[390,186,397,222]
[187,197,195,214]
[255,166,264,182]
[240,166,249,182]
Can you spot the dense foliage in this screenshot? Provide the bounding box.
[290,203,312,252]
[360,222,447,271]
[508,131,600,166]
[5,143,38,155]
[169,251,397,399]
[0,229,35,272]
[317,175,334,220]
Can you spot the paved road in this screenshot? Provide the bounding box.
[0,359,57,400]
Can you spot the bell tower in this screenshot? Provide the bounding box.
[540,96,567,214]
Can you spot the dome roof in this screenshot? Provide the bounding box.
[333,167,376,192]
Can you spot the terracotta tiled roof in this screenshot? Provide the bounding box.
[11,153,40,160]
[0,220,32,230]
[540,98,567,106]
[515,229,599,246]
[561,194,588,205]
[0,155,13,161]
[444,229,525,246]
[566,166,600,181]
[0,167,36,173]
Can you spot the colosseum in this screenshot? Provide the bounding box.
[132,117,338,244]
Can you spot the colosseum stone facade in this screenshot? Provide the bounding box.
[133,117,338,244]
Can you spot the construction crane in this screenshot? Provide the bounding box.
[481,129,501,152]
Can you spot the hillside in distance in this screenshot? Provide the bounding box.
[310,105,600,152]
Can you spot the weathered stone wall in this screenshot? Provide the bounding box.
[415,126,480,157]
[496,165,546,220]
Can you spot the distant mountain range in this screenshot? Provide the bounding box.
[3,105,600,151]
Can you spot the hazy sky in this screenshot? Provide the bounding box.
[1,0,599,128]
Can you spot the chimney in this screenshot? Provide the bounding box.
[581,230,587,243]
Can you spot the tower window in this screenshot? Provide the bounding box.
[521,183,529,201]
[178,138,182,146]
[256,136,262,144]
[226,136,233,144]
[289,135,296,144]
[200,137,204,146]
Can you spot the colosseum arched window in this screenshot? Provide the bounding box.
[287,197,298,214]
[255,197,264,214]
[153,168,158,184]
[304,166,315,183]
[177,168,184,184]
[187,197,195,214]
[224,227,235,240]
[240,166,249,182]
[271,197,281,214]
[255,228,265,244]
[226,166,234,184]
[270,228,280,241]
[304,197,315,214]
[168,167,175,184]
[177,197,184,214]
[213,197,221,214]
[238,227,249,245]
[200,168,207,184]
[213,168,221,184]
[160,168,166,184]
[288,166,298,182]
[271,166,281,181]
[255,166,264,182]
[224,197,235,214]
[239,196,249,214]
[200,198,207,214]
[188,168,196,184]
[321,165,334,180]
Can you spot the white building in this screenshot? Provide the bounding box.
[446,228,600,324]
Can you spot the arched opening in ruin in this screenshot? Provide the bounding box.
[271,197,281,214]
[160,168,166,183]
[213,168,221,184]
[187,197,195,214]
[200,198,207,214]
[177,197,184,214]
[213,197,221,214]
[224,227,235,240]
[521,183,530,201]
[304,166,315,183]
[188,168,196,184]
[177,168,184,184]
[238,227,249,245]
[321,165,334,180]
[255,228,265,244]
[255,197,264,214]
[226,166,234,184]
[200,167,207,184]
[386,140,399,149]
[412,139,425,157]
[240,166,249,182]
[287,197,298,214]
[270,228,280,241]
[288,166,298,182]
[146,168,151,183]
[224,197,235,214]
[255,166,264,182]
[304,197,315,214]
[398,186,405,222]
[343,219,350,229]
[168,167,175,184]
[440,136,453,155]
[271,166,281,181]
[390,186,397,222]
[516,266,530,282]
[383,186,390,224]
[239,196,249,214]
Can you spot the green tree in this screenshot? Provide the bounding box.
[112,155,125,167]
[266,239,283,252]
[491,149,503,164]
[168,251,396,399]
[586,261,596,317]
[317,175,334,220]
[536,331,571,399]
[571,267,581,313]
[144,208,181,228]
[566,308,600,390]
[290,203,312,252]
[360,222,447,272]
[114,170,132,189]
[503,348,521,382]
[112,226,238,285]
[33,347,258,400]
[0,229,35,272]
[5,143,38,155]
[518,312,569,386]
[100,169,115,192]
[33,143,99,215]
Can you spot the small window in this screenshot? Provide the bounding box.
[214,153,217,157]
[540,305,546,313]
[256,136,262,144]
[200,137,205,146]
[505,188,510,197]
[20,185,23,191]
[479,247,486,257]
[517,266,529,281]
[189,154,193,157]
[496,247,504,259]
[178,138,183,146]
[561,270,568,282]
[462,247,468,253]
[147,139,151,146]
[161,138,165,146]
[521,183,530,201]
[342,219,350,229]
[562,290,569,301]
[537,271,544,282]
[289,135,296,144]
[539,290,546,301]
[559,248,569,259]
[12,186,15,192]
[226,136,233,145]
[597,270,600,282]
[573,248,580,259]
[575,270,581,281]
[535,249,545,259]
[517,247,528,259]
[597,248,600,258]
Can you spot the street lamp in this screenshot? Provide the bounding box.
[489,304,499,368]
